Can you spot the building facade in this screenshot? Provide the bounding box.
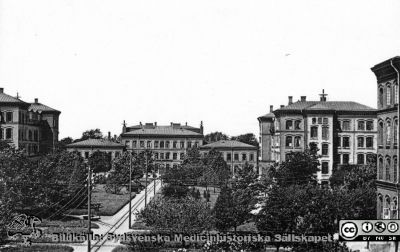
[66,138,124,159]
[120,122,204,170]
[0,88,60,155]
[371,56,400,219]
[199,140,258,175]
[258,93,377,183]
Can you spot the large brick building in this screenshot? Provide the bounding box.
[258,92,377,183]
[120,121,204,171]
[0,88,60,155]
[371,56,399,219]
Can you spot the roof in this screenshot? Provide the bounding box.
[67,138,124,148]
[258,112,275,120]
[122,126,203,137]
[200,140,257,150]
[0,92,28,105]
[274,101,376,113]
[29,102,60,113]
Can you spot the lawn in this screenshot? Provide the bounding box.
[69,184,136,216]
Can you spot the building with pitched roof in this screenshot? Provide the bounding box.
[120,121,204,170]
[258,91,377,184]
[0,88,60,155]
[371,56,399,219]
[66,138,124,159]
[199,140,258,174]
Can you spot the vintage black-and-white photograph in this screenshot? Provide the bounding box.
[0,1,399,251]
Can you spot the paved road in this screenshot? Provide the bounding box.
[70,179,161,252]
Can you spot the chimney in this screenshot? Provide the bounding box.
[301,96,306,102]
[200,121,204,135]
[319,89,328,102]
[122,120,127,133]
[108,131,111,140]
[154,122,157,126]
[140,122,142,126]
[270,105,273,112]
[185,122,187,126]
[0,88,3,93]
[170,122,173,126]
[288,96,293,105]
[34,98,38,103]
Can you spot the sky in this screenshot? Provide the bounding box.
[0,0,399,139]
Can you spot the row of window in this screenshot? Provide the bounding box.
[312,117,329,125]
[310,126,329,139]
[377,195,398,219]
[126,140,200,149]
[378,155,398,183]
[17,129,39,142]
[226,152,255,162]
[285,120,302,130]
[378,118,398,146]
[1,111,13,123]
[378,82,399,108]
[339,153,374,165]
[338,136,374,149]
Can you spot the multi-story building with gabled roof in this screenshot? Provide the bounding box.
[371,56,399,219]
[120,121,204,171]
[258,92,377,184]
[0,87,60,155]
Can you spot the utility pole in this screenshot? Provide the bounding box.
[129,153,132,229]
[87,163,92,252]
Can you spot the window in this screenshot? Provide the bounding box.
[160,153,165,159]
[386,157,391,181]
[294,136,301,147]
[242,153,247,161]
[358,121,365,131]
[357,154,365,165]
[194,141,199,147]
[173,141,177,148]
[187,142,192,148]
[395,119,398,145]
[6,128,12,139]
[322,143,329,156]
[234,153,239,161]
[295,120,301,130]
[34,131,38,141]
[285,136,293,147]
[6,112,13,122]
[227,153,232,161]
[250,154,254,161]
[180,141,184,149]
[311,126,318,139]
[312,118,317,124]
[323,118,328,124]
[318,118,322,124]
[154,153,159,160]
[379,87,384,107]
[28,130,32,141]
[140,141,144,148]
[85,152,90,159]
[395,84,399,104]
[166,141,170,148]
[357,137,364,148]
[379,121,384,146]
[180,153,184,160]
[154,141,159,148]
[366,137,373,148]
[387,121,391,145]
[394,157,398,184]
[342,154,349,164]
[366,121,374,131]
[0,128,3,139]
[342,120,350,131]
[147,141,151,148]
[286,120,293,130]
[322,127,329,140]
[132,141,137,148]
[173,153,177,160]
[160,141,164,148]
[378,157,384,180]
[166,152,170,160]
[342,136,350,148]
[387,85,392,105]
[321,162,329,174]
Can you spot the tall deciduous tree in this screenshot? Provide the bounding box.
[79,128,103,141]
[231,133,259,148]
[204,132,229,144]
[214,186,236,231]
[89,151,111,173]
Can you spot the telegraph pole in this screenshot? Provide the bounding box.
[129,153,132,229]
[87,163,92,252]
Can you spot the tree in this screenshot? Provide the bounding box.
[202,149,231,187]
[137,196,214,233]
[231,133,259,148]
[214,186,236,231]
[275,143,320,186]
[79,128,103,141]
[88,151,111,174]
[204,132,229,144]
[56,137,74,150]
